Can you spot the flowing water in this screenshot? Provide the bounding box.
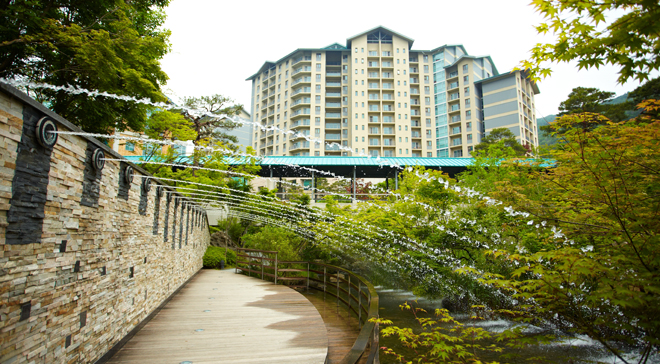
[375,287,656,364]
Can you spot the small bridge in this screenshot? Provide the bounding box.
[100,250,379,364]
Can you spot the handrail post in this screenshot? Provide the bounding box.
[358,281,362,328]
[307,262,310,290]
[336,270,340,310]
[323,267,326,296]
[274,252,278,285]
[261,255,264,280]
[348,275,351,318]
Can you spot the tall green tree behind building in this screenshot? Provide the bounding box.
[0,0,172,133]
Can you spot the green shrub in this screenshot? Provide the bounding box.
[202,246,236,269]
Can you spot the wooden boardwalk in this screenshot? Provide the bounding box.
[105,269,328,364]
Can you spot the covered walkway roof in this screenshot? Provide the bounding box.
[226,156,474,178]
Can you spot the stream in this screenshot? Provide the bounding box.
[374,287,656,364]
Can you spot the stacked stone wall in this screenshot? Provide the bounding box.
[0,85,211,363]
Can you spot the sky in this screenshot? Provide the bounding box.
[160,0,649,120]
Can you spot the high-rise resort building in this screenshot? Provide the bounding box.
[246,26,539,158]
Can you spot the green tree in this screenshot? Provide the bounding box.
[464,110,660,362]
[242,225,305,262]
[0,0,172,133]
[522,0,660,83]
[473,127,528,156]
[556,86,629,122]
[140,110,196,164]
[178,94,244,169]
[629,76,660,118]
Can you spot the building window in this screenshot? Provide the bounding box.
[125,142,135,152]
[464,87,470,96]
[466,110,472,120]
[316,74,321,81]
[316,53,322,60]
[423,55,429,62]
[462,64,468,73]
[465,98,471,107]
[316,117,321,125]
[463,75,469,83]
[316,85,321,93]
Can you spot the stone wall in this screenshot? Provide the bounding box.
[0,84,211,364]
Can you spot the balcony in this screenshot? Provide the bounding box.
[326,71,341,77]
[382,72,393,78]
[325,112,341,118]
[291,141,310,150]
[369,116,380,123]
[325,123,341,129]
[326,82,341,87]
[291,97,311,107]
[451,138,462,146]
[325,144,341,151]
[409,67,419,73]
[448,82,459,90]
[381,61,393,68]
[411,132,421,138]
[368,72,379,78]
[382,94,393,100]
[382,105,393,112]
[326,92,341,97]
[292,55,312,65]
[409,58,418,63]
[291,108,311,117]
[368,51,378,56]
[368,105,380,112]
[410,110,420,116]
[410,78,419,84]
[291,119,310,128]
[410,88,420,94]
[368,83,380,89]
[291,131,310,139]
[292,87,310,96]
[293,77,312,86]
[368,139,380,146]
[325,133,341,140]
[382,117,394,123]
[448,71,458,79]
[412,142,422,149]
[292,66,312,75]
[411,121,421,127]
[383,128,395,134]
[325,102,341,108]
[450,115,461,123]
[383,138,394,146]
[382,51,392,57]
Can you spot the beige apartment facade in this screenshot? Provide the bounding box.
[247,26,539,158]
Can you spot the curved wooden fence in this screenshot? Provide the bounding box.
[236,248,380,364]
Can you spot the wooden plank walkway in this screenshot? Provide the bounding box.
[105,269,328,364]
[301,291,364,364]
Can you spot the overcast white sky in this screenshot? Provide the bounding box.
[160,0,648,119]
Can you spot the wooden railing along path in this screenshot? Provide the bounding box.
[236,248,380,364]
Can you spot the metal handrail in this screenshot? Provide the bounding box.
[236,249,380,364]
